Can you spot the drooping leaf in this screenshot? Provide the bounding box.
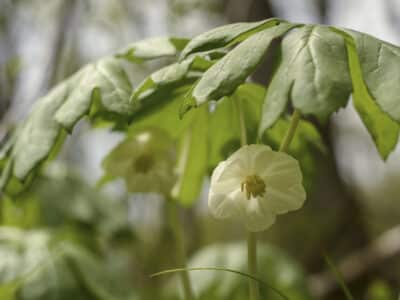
[1,57,136,194]
[183,23,297,112]
[180,18,283,59]
[128,85,197,139]
[334,29,400,159]
[54,57,134,130]
[208,83,266,170]
[116,37,189,63]
[131,55,214,105]
[259,25,352,135]
[345,29,400,122]
[171,105,209,206]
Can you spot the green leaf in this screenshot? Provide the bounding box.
[184,23,297,111]
[345,29,400,122]
[1,57,136,193]
[259,25,352,135]
[116,37,189,63]
[181,18,283,59]
[54,57,133,130]
[262,117,326,192]
[334,29,400,159]
[208,83,266,170]
[172,105,208,206]
[128,85,197,139]
[131,55,213,105]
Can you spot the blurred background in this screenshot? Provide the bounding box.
[0,0,400,299]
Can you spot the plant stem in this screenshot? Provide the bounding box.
[235,96,248,146]
[235,96,260,300]
[168,202,195,300]
[279,109,301,153]
[247,231,260,300]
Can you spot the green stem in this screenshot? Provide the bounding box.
[247,232,260,300]
[167,202,195,300]
[235,96,260,300]
[235,96,248,146]
[279,109,301,153]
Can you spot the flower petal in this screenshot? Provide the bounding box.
[208,188,244,219]
[243,198,276,232]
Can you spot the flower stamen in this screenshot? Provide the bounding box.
[241,174,266,200]
[133,154,154,173]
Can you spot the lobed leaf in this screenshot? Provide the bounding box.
[116,37,189,62]
[259,25,352,136]
[1,57,136,194]
[183,22,298,112]
[333,28,400,159]
[345,29,400,122]
[180,18,282,59]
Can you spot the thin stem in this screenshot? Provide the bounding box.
[167,202,195,300]
[171,126,192,199]
[279,109,301,153]
[235,96,259,300]
[235,96,248,145]
[247,232,260,300]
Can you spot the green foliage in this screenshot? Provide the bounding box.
[0,227,136,300]
[333,29,400,159]
[2,17,400,199]
[165,242,312,300]
[262,118,326,192]
[182,22,297,110]
[117,37,189,63]
[180,18,282,58]
[259,25,352,132]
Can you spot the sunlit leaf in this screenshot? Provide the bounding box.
[334,29,400,159]
[117,37,189,63]
[259,25,352,135]
[180,18,282,58]
[183,23,297,112]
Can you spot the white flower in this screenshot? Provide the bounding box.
[208,144,306,232]
[102,128,177,195]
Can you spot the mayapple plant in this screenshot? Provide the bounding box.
[1,17,400,300]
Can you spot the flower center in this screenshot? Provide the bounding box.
[133,154,154,174]
[241,174,266,200]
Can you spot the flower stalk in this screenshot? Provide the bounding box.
[235,96,260,300]
[279,109,301,153]
[167,202,195,300]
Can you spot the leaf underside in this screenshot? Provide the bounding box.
[2,18,400,197]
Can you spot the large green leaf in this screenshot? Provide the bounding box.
[183,23,297,112]
[208,83,265,170]
[0,57,136,194]
[180,18,282,59]
[333,29,400,159]
[259,25,352,135]
[116,37,189,63]
[172,105,209,206]
[131,55,214,106]
[345,30,400,122]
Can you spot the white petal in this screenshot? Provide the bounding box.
[208,188,244,219]
[243,198,276,232]
[262,183,306,214]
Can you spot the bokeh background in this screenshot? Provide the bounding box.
[0,0,399,299]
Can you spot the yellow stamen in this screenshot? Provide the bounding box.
[241,175,266,200]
